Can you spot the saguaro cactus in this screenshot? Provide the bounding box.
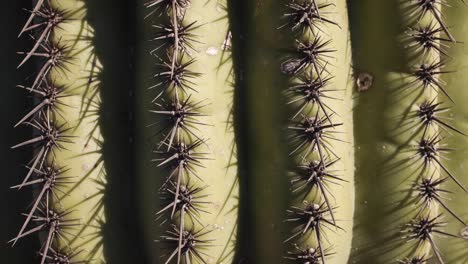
[349,0,468,263]
[279,1,355,263]
[5,0,468,264]
[11,0,106,263]
[135,0,238,263]
[230,0,355,263]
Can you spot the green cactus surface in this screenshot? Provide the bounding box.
[135,0,238,263]
[349,1,467,263]
[10,0,106,263]
[279,0,355,263]
[4,0,468,264]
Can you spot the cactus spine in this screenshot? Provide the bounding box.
[11,0,106,263]
[136,0,238,263]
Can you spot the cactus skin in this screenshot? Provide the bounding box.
[136,0,238,263]
[11,0,107,262]
[280,0,355,263]
[349,2,410,261]
[229,0,354,263]
[438,2,468,263]
[7,1,468,263]
[349,1,467,263]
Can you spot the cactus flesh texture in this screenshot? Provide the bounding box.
[5,0,468,264]
[11,0,106,263]
[135,0,239,263]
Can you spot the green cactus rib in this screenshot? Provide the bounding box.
[136,0,238,263]
[437,2,468,263]
[11,0,106,263]
[228,0,354,263]
[280,0,355,263]
[349,1,467,263]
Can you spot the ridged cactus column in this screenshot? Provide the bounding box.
[230,0,355,263]
[280,0,355,263]
[350,1,467,263]
[136,0,238,263]
[7,1,468,263]
[11,0,106,263]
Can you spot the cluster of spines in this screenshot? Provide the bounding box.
[9,1,83,263]
[285,244,332,264]
[11,1,108,263]
[145,1,213,263]
[400,1,467,263]
[280,1,343,263]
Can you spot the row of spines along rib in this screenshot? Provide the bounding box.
[279,1,344,263]
[10,1,101,263]
[397,2,466,264]
[144,1,215,263]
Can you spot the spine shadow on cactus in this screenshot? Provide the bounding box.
[227,0,254,262]
[136,0,239,263]
[83,0,148,263]
[437,2,468,263]
[229,0,296,263]
[349,0,468,263]
[229,1,356,263]
[9,0,111,263]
